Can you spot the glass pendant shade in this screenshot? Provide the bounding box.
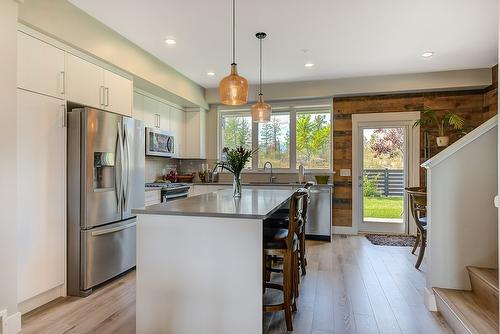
[219,64,248,105]
[252,95,272,122]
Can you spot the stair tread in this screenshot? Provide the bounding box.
[467,266,499,293]
[434,287,499,334]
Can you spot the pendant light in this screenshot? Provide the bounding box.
[252,32,272,123]
[219,0,248,105]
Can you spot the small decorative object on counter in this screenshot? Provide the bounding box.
[215,146,254,197]
[177,173,195,183]
[314,175,330,184]
[298,163,305,183]
[198,170,207,183]
[165,170,178,182]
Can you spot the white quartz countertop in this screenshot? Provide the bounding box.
[132,188,294,219]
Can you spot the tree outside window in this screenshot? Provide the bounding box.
[258,114,290,168]
[221,114,252,167]
[296,111,331,169]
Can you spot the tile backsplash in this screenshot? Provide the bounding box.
[145,157,180,183]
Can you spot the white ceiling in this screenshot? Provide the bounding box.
[69,0,498,89]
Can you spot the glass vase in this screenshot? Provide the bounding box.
[232,173,242,197]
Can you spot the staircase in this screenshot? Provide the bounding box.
[434,266,499,334]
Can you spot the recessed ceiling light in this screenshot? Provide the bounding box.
[165,39,177,45]
[422,51,434,58]
[207,71,215,76]
[304,62,315,68]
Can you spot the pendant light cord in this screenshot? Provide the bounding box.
[232,0,236,65]
[259,37,263,96]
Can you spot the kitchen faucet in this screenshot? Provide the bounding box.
[263,161,276,183]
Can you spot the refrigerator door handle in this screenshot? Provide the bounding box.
[116,123,124,211]
[123,124,131,211]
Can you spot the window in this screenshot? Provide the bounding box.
[218,101,332,171]
[220,113,252,168]
[258,113,290,168]
[296,110,331,169]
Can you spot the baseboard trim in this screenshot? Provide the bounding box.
[424,287,437,311]
[18,285,64,315]
[7,312,21,334]
[332,226,357,235]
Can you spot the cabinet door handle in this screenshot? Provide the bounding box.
[59,71,65,96]
[61,104,67,128]
[99,86,105,106]
[157,114,161,128]
[105,87,110,106]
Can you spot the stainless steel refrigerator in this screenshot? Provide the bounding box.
[67,107,144,296]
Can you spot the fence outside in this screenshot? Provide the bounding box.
[364,168,404,196]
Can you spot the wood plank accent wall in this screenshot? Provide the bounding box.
[332,69,498,227]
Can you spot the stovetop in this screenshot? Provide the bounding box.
[145,182,191,190]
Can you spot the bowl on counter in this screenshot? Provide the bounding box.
[177,173,195,183]
[314,175,330,184]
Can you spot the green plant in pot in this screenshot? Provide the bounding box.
[215,146,255,197]
[413,108,465,147]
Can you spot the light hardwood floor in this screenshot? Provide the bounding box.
[21,235,451,334]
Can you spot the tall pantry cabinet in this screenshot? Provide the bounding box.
[16,32,66,306]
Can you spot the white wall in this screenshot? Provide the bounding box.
[0,0,19,318]
[425,120,498,291]
[205,68,492,104]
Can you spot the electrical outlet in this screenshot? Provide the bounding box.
[0,309,7,334]
[339,169,351,177]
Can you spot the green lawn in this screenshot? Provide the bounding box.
[364,196,403,219]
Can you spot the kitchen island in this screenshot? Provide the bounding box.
[132,188,295,334]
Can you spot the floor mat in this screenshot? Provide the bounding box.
[365,234,416,246]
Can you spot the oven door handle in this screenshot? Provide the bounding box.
[164,192,188,200]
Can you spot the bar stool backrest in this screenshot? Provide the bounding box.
[287,190,308,247]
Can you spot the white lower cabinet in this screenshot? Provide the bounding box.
[17,89,66,303]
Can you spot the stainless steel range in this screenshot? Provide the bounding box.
[145,182,191,202]
[67,107,145,297]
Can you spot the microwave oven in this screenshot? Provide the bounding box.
[145,127,174,157]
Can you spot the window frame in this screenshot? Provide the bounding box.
[217,99,333,173]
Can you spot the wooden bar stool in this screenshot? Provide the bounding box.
[264,182,312,276]
[263,191,307,332]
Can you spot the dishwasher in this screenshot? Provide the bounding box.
[305,185,333,241]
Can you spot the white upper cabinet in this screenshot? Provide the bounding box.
[132,91,144,121]
[66,53,132,116]
[142,95,159,128]
[170,106,185,158]
[158,102,171,132]
[17,31,65,99]
[66,53,103,109]
[184,108,207,159]
[103,70,132,117]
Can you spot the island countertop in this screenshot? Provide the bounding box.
[132,188,294,219]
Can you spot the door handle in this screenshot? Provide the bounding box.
[91,221,136,236]
[105,87,110,106]
[100,86,105,106]
[61,104,67,128]
[116,123,124,211]
[123,125,131,211]
[59,71,65,96]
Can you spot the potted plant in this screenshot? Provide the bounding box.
[215,146,255,197]
[413,108,465,147]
